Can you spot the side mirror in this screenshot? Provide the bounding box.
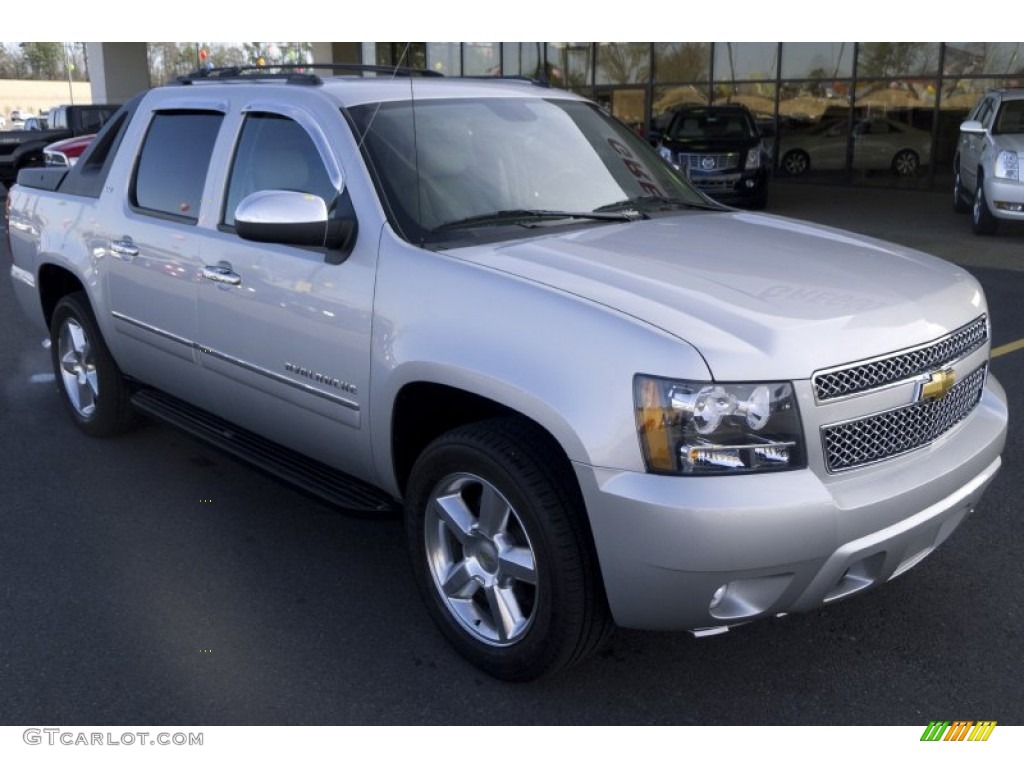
[234,189,357,263]
[959,120,985,135]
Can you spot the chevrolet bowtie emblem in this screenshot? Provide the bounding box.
[918,369,956,402]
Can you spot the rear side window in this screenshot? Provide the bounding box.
[222,112,336,228]
[50,108,67,130]
[132,111,223,222]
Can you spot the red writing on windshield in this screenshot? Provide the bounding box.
[608,138,663,197]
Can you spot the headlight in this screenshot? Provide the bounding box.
[994,150,1019,181]
[745,147,761,169]
[634,375,805,474]
[658,145,682,171]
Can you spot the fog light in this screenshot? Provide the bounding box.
[709,584,728,610]
[744,179,756,189]
[994,201,1024,212]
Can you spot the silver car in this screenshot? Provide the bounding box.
[954,88,1024,234]
[6,71,1009,681]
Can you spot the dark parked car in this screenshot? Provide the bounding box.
[0,103,118,187]
[657,104,767,209]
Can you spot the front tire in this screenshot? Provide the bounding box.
[781,149,809,176]
[972,173,998,235]
[50,293,136,437]
[404,418,611,681]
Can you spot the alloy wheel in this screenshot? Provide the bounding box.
[424,472,538,646]
[58,317,99,418]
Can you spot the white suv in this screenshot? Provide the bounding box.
[954,88,1024,234]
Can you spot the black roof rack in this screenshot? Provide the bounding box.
[457,75,550,88]
[174,62,445,86]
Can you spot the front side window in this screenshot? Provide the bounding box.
[223,113,337,228]
[132,111,223,221]
[348,97,704,243]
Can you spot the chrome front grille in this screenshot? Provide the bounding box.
[678,152,740,171]
[813,316,988,401]
[822,364,987,472]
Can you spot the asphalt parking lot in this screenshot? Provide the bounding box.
[1,181,1022,725]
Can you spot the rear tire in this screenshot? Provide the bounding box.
[404,417,611,681]
[50,292,136,437]
[953,161,970,213]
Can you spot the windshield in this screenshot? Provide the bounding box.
[994,99,1024,135]
[667,109,755,141]
[347,97,706,243]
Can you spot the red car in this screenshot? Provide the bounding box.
[43,133,95,168]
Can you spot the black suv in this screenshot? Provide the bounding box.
[657,104,767,209]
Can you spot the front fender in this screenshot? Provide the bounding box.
[368,231,710,495]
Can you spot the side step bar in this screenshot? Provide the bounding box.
[131,388,399,515]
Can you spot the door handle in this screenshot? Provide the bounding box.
[201,263,242,286]
[110,237,139,260]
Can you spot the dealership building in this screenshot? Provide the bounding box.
[84,42,1024,190]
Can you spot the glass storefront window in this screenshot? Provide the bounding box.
[463,43,501,76]
[712,83,776,120]
[594,87,647,134]
[350,41,1024,190]
[943,43,1024,77]
[372,42,426,70]
[713,43,778,83]
[551,42,593,87]
[544,41,593,87]
[776,79,851,179]
[856,43,939,78]
[426,43,460,75]
[781,42,853,80]
[652,84,710,137]
[502,42,542,79]
[653,43,710,84]
[596,43,648,85]
[850,78,936,184]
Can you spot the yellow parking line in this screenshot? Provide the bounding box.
[991,338,1024,358]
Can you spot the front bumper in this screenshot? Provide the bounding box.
[983,175,1024,221]
[688,168,767,207]
[575,375,1007,631]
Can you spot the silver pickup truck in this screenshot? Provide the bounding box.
[5,65,1008,681]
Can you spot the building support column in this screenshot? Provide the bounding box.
[85,42,150,103]
[310,43,362,65]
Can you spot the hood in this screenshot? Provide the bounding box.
[661,136,759,154]
[450,211,985,381]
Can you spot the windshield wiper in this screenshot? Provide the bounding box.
[595,196,721,213]
[430,208,643,233]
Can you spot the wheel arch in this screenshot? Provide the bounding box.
[390,380,577,499]
[37,263,87,328]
